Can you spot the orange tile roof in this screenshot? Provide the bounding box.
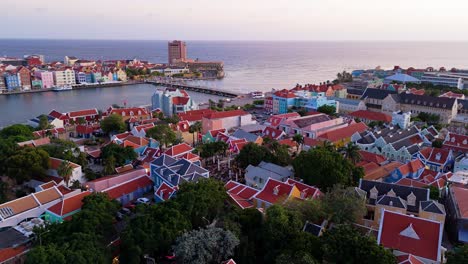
[364,161,403,181]
[47,191,91,216]
[115,164,134,174]
[49,157,80,170]
[68,108,98,118]
[0,195,39,218]
[318,122,368,142]
[254,178,295,204]
[104,176,153,200]
[33,187,62,204]
[165,143,193,157]
[349,110,392,123]
[205,109,249,119]
[0,246,29,263]
[451,186,468,218]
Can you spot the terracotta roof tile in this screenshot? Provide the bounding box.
[47,191,91,216]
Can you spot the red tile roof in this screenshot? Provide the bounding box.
[395,178,429,189]
[225,181,259,209]
[178,109,216,122]
[267,112,300,127]
[115,164,134,174]
[164,143,193,157]
[47,191,91,216]
[278,138,298,148]
[358,150,387,164]
[349,110,392,123]
[56,185,74,195]
[397,254,425,264]
[48,109,65,119]
[274,89,296,98]
[49,157,80,170]
[179,152,200,162]
[397,159,424,175]
[303,137,322,147]
[0,246,29,263]
[262,126,285,140]
[104,176,153,200]
[68,108,98,118]
[76,124,97,134]
[204,109,249,119]
[419,147,451,165]
[318,122,368,142]
[155,182,178,201]
[209,128,227,137]
[172,96,190,105]
[286,178,321,199]
[450,186,468,218]
[378,210,442,262]
[443,133,468,153]
[108,107,148,116]
[254,178,296,205]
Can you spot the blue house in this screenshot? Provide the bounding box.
[75,72,86,83]
[85,73,93,83]
[272,90,296,114]
[4,72,21,90]
[386,159,425,183]
[151,154,209,202]
[304,95,337,111]
[417,147,454,172]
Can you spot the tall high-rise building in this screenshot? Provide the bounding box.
[168,40,187,64]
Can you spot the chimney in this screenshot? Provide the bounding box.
[273,185,280,195]
[389,201,393,206]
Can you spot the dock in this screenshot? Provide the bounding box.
[146,80,239,98]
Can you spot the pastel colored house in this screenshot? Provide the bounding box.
[417,147,453,172]
[231,129,263,145]
[224,180,259,209]
[278,114,348,138]
[454,156,468,173]
[164,143,194,159]
[151,154,209,202]
[201,109,255,134]
[105,107,150,123]
[318,122,368,148]
[4,71,21,90]
[265,112,300,128]
[17,66,31,90]
[443,132,468,154]
[272,89,296,114]
[151,88,198,117]
[87,169,148,192]
[103,175,153,205]
[53,68,76,86]
[253,178,320,209]
[131,123,155,138]
[377,210,444,263]
[202,128,227,143]
[44,191,91,223]
[387,159,425,183]
[0,187,64,228]
[349,110,392,124]
[34,71,54,89]
[304,95,338,112]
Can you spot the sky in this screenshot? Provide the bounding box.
[3,0,468,41]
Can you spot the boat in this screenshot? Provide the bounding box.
[251,91,265,99]
[52,85,73,92]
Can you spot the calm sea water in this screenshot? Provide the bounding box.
[1,39,468,126]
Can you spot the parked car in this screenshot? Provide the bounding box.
[136,197,150,205]
[116,207,132,220]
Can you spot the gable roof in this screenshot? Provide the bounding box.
[318,122,368,142]
[419,147,451,165]
[154,182,178,201]
[204,109,249,119]
[103,176,153,200]
[286,178,321,199]
[378,210,442,262]
[396,254,425,264]
[232,129,260,143]
[443,132,468,153]
[262,126,285,140]
[359,179,429,213]
[68,108,98,118]
[361,88,397,100]
[225,181,259,209]
[449,186,468,219]
[359,150,387,164]
[164,143,193,157]
[349,110,392,123]
[254,178,296,205]
[397,159,424,175]
[290,114,331,128]
[47,191,91,216]
[267,112,300,127]
[400,93,456,110]
[420,200,445,215]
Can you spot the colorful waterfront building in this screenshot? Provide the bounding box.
[34,71,54,88]
[17,67,31,90]
[152,88,198,117]
[4,71,21,90]
[304,95,338,112]
[272,89,296,114]
[53,68,76,87]
[91,71,102,83]
[75,71,87,84]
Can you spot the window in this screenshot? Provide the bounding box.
[370,187,378,199]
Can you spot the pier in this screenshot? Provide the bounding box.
[146,79,239,98]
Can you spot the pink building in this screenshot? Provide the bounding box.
[279,114,348,138]
[202,109,255,134]
[34,71,54,89]
[168,40,187,64]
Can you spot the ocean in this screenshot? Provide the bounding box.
[1,39,468,126]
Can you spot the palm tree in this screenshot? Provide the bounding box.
[104,156,116,175]
[292,134,304,153]
[57,161,74,186]
[192,121,202,145]
[321,141,336,152]
[341,142,361,164]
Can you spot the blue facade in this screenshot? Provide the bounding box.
[4,74,21,90]
[386,164,424,183]
[304,96,337,111]
[92,72,102,83]
[76,72,86,83]
[273,96,296,114]
[85,73,93,83]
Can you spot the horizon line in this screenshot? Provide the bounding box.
[1,37,468,43]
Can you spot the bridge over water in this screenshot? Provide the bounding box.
[145,79,239,98]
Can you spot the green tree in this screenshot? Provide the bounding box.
[100,114,126,135]
[293,133,304,152]
[321,185,367,224]
[427,185,440,200]
[101,143,137,166]
[0,181,8,203]
[146,124,177,148]
[103,155,116,175]
[57,160,74,186]
[174,178,228,228]
[199,141,228,159]
[173,227,240,264]
[27,193,119,264]
[6,147,50,183]
[317,105,336,115]
[189,121,202,145]
[0,139,18,174]
[276,252,318,264]
[447,244,468,264]
[76,117,86,125]
[335,71,353,83]
[321,224,396,264]
[38,115,50,130]
[235,142,272,169]
[340,142,361,164]
[0,124,34,142]
[293,147,362,189]
[432,140,443,148]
